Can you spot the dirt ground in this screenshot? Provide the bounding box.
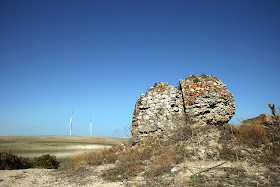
[0,160,270,187]
[0,166,122,187]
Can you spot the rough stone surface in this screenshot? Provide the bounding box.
[179,75,235,126]
[132,82,186,140]
[132,75,235,140]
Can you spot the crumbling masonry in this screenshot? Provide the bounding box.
[132,75,235,140]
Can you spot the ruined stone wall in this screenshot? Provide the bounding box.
[132,75,235,140]
[179,75,235,126]
[132,82,186,140]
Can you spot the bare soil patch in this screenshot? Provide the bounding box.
[0,166,123,187]
[0,160,274,186]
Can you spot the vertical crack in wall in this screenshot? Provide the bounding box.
[178,80,188,121]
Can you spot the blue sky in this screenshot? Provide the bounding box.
[0,0,279,137]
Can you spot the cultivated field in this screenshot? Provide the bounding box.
[0,135,129,159]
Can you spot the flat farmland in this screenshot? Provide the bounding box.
[0,135,129,159]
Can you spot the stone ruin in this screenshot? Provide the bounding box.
[132,82,186,139]
[132,75,235,141]
[180,75,235,126]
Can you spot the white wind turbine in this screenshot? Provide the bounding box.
[69,110,74,135]
[89,117,93,136]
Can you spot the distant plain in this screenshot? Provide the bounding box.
[0,135,129,160]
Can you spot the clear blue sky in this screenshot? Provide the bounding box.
[0,0,279,137]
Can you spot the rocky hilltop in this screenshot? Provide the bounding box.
[132,75,235,141]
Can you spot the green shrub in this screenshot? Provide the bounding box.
[33,154,59,169]
[0,151,32,170]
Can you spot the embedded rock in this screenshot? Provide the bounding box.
[179,75,235,126]
[132,82,186,140]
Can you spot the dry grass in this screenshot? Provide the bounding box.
[236,124,268,146]
[72,136,187,181]
[221,106,280,166]
[72,147,118,169]
[109,139,176,180]
[224,123,268,147]
[69,105,280,185]
[105,149,144,181]
[145,146,182,177]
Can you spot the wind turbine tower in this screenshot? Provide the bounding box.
[89,117,93,136]
[69,110,74,135]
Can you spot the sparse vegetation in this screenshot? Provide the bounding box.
[269,104,280,125]
[217,104,280,186]
[190,173,206,181]
[72,147,118,169]
[232,123,268,147]
[144,146,182,177]
[71,136,187,181]
[68,104,280,186]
